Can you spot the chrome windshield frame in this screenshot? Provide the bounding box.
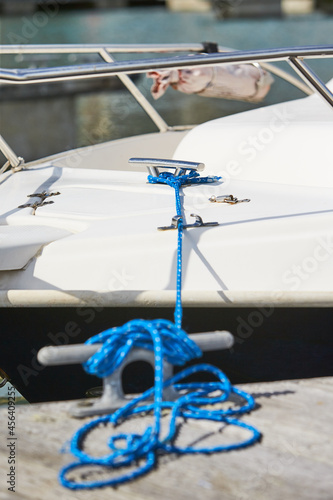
[0,43,332,168]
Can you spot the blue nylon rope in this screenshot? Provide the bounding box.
[59,170,261,490]
[148,170,220,328]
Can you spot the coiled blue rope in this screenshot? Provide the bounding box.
[59,170,261,490]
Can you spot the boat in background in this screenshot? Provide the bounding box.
[0,43,333,402]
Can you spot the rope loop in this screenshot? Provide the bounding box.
[83,318,202,379]
[59,169,261,490]
[147,170,221,188]
[59,340,260,490]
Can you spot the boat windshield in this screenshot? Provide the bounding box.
[0,43,332,170]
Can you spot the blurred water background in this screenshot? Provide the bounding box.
[0,5,332,161]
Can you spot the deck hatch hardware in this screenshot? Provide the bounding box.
[18,191,60,215]
[27,191,60,199]
[209,194,250,204]
[158,213,219,231]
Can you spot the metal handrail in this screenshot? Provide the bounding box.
[1,42,332,57]
[2,45,333,82]
[0,43,209,54]
[2,44,332,87]
[0,42,317,94]
[1,45,332,105]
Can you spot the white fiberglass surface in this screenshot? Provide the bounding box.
[173,87,333,188]
[1,160,333,294]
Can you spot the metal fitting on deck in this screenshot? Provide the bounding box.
[37,330,234,418]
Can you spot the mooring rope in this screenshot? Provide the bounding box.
[59,170,261,490]
[148,170,220,328]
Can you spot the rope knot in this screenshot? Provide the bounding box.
[83,319,202,379]
[147,170,221,188]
